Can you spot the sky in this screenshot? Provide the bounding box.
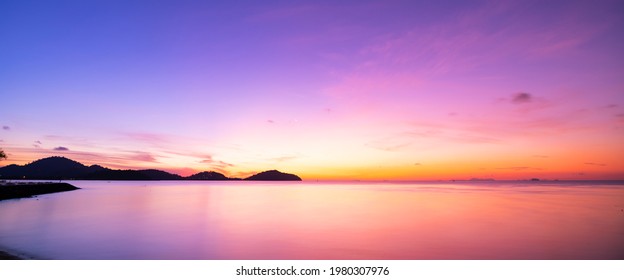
[1,0,623,180]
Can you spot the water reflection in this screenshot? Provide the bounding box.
[0,181,623,259]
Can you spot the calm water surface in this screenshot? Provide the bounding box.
[0,181,623,259]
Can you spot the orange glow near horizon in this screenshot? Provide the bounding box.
[2,148,622,180]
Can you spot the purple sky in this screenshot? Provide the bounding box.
[1,0,623,179]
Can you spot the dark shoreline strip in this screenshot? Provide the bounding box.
[0,182,80,201]
[0,250,22,260]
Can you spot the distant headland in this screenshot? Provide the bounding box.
[0,156,302,181]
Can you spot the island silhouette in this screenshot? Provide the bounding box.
[0,156,302,181]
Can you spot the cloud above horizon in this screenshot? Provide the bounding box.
[496,166,543,171]
[200,156,235,174]
[512,93,532,104]
[129,152,157,163]
[53,146,69,151]
[271,155,299,162]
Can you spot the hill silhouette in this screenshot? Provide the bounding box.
[0,157,102,179]
[186,171,229,180]
[244,170,302,181]
[0,156,301,181]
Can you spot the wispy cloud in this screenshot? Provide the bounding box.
[511,92,532,104]
[317,1,608,151]
[122,132,171,146]
[128,152,157,163]
[271,155,299,162]
[327,0,610,93]
[43,135,92,147]
[230,170,258,179]
[605,104,618,109]
[366,137,412,151]
[406,122,500,144]
[200,155,235,173]
[2,126,9,130]
[612,112,624,127]
[6,146,168,171]
[584,162,606,167]
[496,166,543,171]
[33,141,43,148]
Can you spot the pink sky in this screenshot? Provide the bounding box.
[1,0,623,180]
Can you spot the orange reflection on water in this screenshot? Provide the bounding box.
[0,181,622,259]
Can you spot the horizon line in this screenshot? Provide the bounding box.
[1,156,623,182]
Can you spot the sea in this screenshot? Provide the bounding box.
[0,180,623,260]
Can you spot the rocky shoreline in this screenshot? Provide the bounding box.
[0,182,80,201]
[0,250,22,260]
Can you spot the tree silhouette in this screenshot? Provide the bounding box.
[0,148,6,160]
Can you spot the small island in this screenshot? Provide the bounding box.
[245,170,302,181]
